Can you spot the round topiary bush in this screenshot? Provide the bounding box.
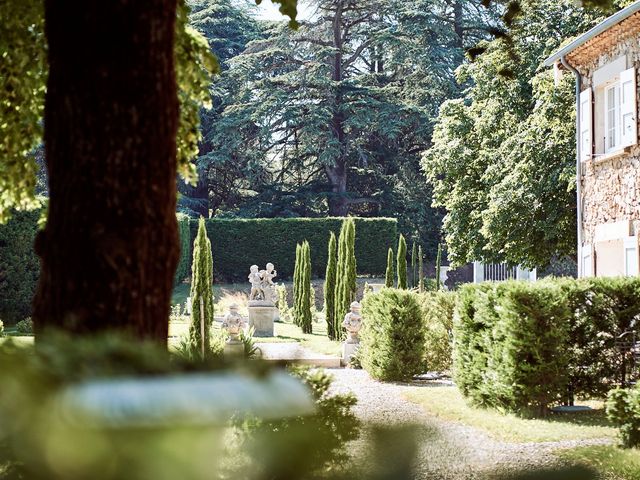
[15,318,34,335]
[360,289,425,381]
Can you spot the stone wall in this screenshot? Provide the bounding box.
[575,38,640,244]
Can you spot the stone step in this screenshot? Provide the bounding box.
[255,342,341,368]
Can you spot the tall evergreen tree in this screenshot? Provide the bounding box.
[418,245,424,293]
[324,232,338,340]
[385,248,395,288]
[293,242,303,326]
[334,218,357,337]
[189,217,214,357]
[435,243,442,290]
[300,241,313,334]
[411,242,417,288]
[397,234,408,290]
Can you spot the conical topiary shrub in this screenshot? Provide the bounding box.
[189,217,214,358]
[334,218,356,339]
[301,241,313,334]
[397,234,407,290]
[385,247,394,288]
[324,232,338,340]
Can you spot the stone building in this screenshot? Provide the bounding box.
[546,2,640,277]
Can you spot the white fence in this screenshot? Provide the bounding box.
[473,262,536,283]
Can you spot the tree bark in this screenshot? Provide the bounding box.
[327,1,350,217]
[34,0,180,343]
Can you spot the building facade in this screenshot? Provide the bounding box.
[546,2,640,277]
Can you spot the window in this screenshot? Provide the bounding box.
[605,82,621,152]
[580,63,637,160]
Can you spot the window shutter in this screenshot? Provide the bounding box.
[579,88,592,161]
[624,236,639,276]
[581,243,594,277]
[620,67,637,147]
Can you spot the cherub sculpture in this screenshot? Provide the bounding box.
[248,265,264,301]
[342,301,363,344]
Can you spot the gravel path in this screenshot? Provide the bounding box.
[327,368,612,479]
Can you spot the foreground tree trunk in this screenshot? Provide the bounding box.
[34,0,180,342]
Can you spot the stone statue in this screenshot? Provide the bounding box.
[222,304,246,344]
[248,265,263,301]
[259,262,278,303]
[342,301,363,344]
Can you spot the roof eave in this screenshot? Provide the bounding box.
[543,1,640,67]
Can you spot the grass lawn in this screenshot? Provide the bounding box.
[559,445,640,480]
[1,326,35,346]
[169,318,341,356]
[404,386,617,443]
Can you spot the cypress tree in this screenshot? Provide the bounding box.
[324,232,338,340]
[189,217,214,358]
[436,243,442,290]
[397,234,407,290]
[385,248,394,288]
[293,243,302,326]
[334,218,357,339]
[301,241,313,334]
[411,242,417,288]
[418,245,424,293]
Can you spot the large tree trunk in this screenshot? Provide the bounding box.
[34,0,180,343]
[326,1,349,217]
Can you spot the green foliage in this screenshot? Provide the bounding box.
[396,235,408,290]
[607,386,640,448]
[15,318,34,335]
[422,0,604,268]
[418,245,424,293]
[454,282,568,415]
[557,277,640,398]
[324,232,338,340]
[197,0,492,249]
[174,213,192,285]
[189,218,214,357]
[0,209,40,323]
[175,0,219,185]
[186,217,395,282]
[419,291,456,373]
[454,277,640,416]
[0,319,4,338]
[293,243,302,326]
[276,285,291,322]
[360,289,425,381]
[335,219,357,339]
[295,241,313,334]
[435,243,442,290]
[385,248,395,288]
[0,0,46,221]
[411,242,417,288]
[0,0,217,222]
[240,326,260,359]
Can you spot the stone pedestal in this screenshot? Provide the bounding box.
[342,342,359,367]
[248,302,277,337]
[224,341,244,357]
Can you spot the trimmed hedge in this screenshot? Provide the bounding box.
[419,291,456,373]
[0,210,41,324]
[189,217,397,282]
[453,277,640,416]
[607,385,640,448]
[174,213,191,285]
[360,288,425,381]
[454,281,570,416]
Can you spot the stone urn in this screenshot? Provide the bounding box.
[222,305,246,356]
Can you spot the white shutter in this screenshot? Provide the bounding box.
[620,67,637,147]
[579,88,593,161]
[581,243,594,277]
[624,236,639,276]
